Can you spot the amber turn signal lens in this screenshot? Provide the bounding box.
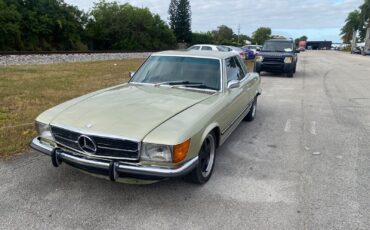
[173,139,191,163]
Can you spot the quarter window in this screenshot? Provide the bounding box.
[226,57,245,82]
[226,57,239,82]
[234,57,246,80]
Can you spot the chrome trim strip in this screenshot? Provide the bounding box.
[54,134,78,143]
[30,137,53,156]
[30,137,198,178]
[97,145,137,153]
[221,100,253,135]
[116,157,198,177]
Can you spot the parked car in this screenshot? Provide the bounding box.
[31,51,262,185]
[254,38,298,78]
[362,48,370,56]
[188,44,227,52]
[242,45,261,58]
[224,46,247,59]
[351,46,363,54]
[241,47,255,59]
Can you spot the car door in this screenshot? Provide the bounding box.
[219,56,248,135]
[235,56,256,107]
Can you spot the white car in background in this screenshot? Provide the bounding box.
[188,44,227,52]
[224,46,247,60]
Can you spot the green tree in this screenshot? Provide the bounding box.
[0,0,87,51]
[86,2,176,50]
[252,27,272,45]
[0,0,22,50]
[212,25,234,44]
[191,32,214,44]
[340,10,361,43]
[168,0,192,43]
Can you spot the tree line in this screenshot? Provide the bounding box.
[0,0,310,51]
[340,0,370,43]
[0,0,177,51]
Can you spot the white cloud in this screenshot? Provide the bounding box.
[65,0,364,42]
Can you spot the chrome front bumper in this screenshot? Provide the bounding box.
[30,137,198,181]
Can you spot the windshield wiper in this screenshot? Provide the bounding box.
[155,80,218,91]
[182,84,218,91]
[155,80,203,86]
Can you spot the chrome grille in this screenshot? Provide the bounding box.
[51,126,139,160]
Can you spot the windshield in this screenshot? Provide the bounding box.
[130,56,221,90]
[262,41,293,52]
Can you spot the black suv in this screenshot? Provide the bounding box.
[254,39,298,78]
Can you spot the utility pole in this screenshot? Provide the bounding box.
[237,24,240,45]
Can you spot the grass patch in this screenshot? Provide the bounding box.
[0,59,144,157]
[0,58,255,157]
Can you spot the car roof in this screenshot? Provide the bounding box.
[153,50,237,60]
[191,44,219,47]
[266,39,292,42]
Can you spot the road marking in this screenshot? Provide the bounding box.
[284,119,291,132]
[310,121,317,135]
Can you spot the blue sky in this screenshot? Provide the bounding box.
[65,0,364,43]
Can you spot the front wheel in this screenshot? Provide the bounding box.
[185,133,216,184]
[244,98,257,122]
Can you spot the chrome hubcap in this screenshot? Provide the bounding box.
[200,134,215,178]
[251,102,256,117]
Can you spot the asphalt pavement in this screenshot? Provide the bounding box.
[1,51,370,230]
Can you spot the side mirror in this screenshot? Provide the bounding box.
[129,71,135,78]
[227,80,240,89]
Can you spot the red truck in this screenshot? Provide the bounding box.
[298,41,307,51]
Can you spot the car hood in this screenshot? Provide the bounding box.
[49,84,213,141]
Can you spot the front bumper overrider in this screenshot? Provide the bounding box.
[30,137,198,182]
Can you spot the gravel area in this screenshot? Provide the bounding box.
[0,52,152,65]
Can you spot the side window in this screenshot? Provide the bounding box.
[226,58,239,82]
[201,46,212,51]
[190,46,200,50]
[234,56,247,80]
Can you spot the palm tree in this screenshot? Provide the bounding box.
[340,10,361,43]
[360,0,370,23]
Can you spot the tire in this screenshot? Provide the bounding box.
[244,97,257,122]
[254,65,261,74]
[286,70,294,78]
[185,132,216,184]
[293,64,296,73]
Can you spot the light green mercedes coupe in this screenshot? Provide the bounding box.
[31,50,261,184]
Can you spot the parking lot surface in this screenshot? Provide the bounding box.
[1,51,370,230]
